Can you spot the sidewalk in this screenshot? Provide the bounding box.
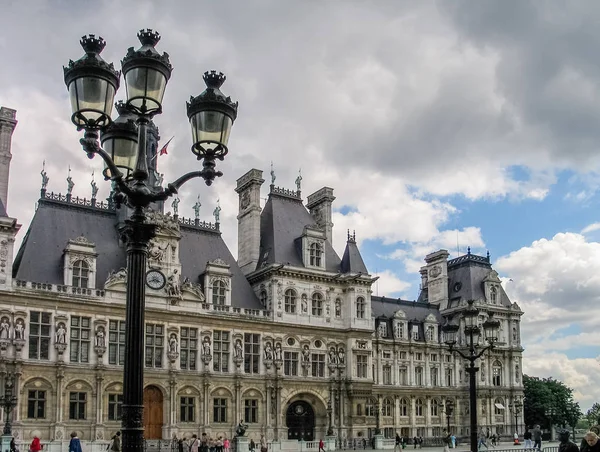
[341,443,559,452]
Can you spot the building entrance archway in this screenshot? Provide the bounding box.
[286,400,315,441]
[143,386,163,439]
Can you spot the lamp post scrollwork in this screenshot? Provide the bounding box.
[1,375,17,436]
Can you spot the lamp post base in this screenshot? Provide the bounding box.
[1,434,11,452]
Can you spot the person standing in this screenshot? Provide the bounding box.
[190,434,199,452]
[223,437,230,452]
[110,432,121,452]
[580,431,600,452]
[318,438,325,452]
[10,438,17,452]
[443,431,451,452]
[30,436,42,452]
[524,428,533,449]
[532,425,542,451]
[69,432,82,452]
[395,434,401,452]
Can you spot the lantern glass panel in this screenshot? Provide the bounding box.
[69,77,115,126]
[190,111,232,151]
[102,137,138,179]
[125,67,167,114]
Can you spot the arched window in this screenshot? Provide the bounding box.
[494,398,505,415]
[356,297,365,319]
[430,399,440,417]
[285,289,297,314]
[309,242,322,267]
[399,398,408,417]
[365,398,375,417]
[490,286,497,304]
[72,260,89,288]
[492,361,502,387]
[259,290,267,307]
[382,398,393,417]
[311,292,323,316]
[415,398,424,417]
[212,280,226,305]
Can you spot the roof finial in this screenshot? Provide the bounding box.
[40,161,49,193]
[193,195,201,221]
[486,250,490,261]
[467,246,471,255]
[270,161,276,185]
[90,170,98,200]
[213,198,221,223]
[353,230,356,242]
[347,229,351,241]
[295,168,302,192]
[66,165,74,196]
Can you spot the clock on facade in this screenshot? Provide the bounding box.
[146,270,166,290]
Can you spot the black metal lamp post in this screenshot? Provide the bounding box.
[442,300,500,452]
[1,375,17,436]
[375,399,381,436]
[63,30,238,452]
[545,406,557,440]
[327,398,334,436]
[444,400,455,433]
[510,399,522,436]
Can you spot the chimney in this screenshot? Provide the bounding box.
[0,107,17,213]
[306,187,336,244]
[235,169,265,275]
[423,249,449,308]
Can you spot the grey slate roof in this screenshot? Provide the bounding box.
[0,198,7,217]
[371,296,442,322]
[341,240,369,274]
[13,197,261,309]
[257,193,342,272]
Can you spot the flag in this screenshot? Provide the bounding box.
[158,136,174,156]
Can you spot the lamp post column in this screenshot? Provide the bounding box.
[467,360,478,452]
[121,206,156,452]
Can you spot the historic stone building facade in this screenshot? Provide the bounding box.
[0,106,524,443]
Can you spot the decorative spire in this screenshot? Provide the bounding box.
[467,246,471,255]
[295,168,302,192]
[193,195,202,221]
[90,170,98,200]
[213,198,221,223]
[347,229,357,243]
[487,250,490,261]
[66,166,75,196]
[40,160,49,193]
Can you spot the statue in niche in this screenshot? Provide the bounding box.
[0,317,9,340]
[274,342,282,361]
[14,319,24,340]
[515,364,520,383]
[149,240,169,262]
[55,323,67,344]
[95,327,105,348]
[512,327,518,342]
[329,347,337,364]
[202,336,212,357]
[166,269,182,298]
[235,339,244,359]
[301,294,308,313]
[337,347,345,365]
[302,344,310,363]
[335,299,341,317]
[169,334,178,354]
[264,342,274,360]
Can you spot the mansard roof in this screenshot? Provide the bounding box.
[371,296,443,323]
[257,192,342,272]
[13,195,261,309]
[0,198,7,217]
[341,236,369,274]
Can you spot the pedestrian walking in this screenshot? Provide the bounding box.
[532,425,542,451]
[524,428,533,449]
[69,432,82,452]
[319,439,325,452]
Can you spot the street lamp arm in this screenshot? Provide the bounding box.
[449,346,470,361]
[160,167,224,198]
[473,343,493,360]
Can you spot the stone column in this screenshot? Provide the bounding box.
[203,377,210,429]
[425,397,431,436]
[409,396,416,437]
[235,379,242,428]
[93,372,104,438]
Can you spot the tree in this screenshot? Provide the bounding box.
[586,403,600,426]
[523,375,582,432]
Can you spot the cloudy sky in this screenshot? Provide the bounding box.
[2,1,600,410]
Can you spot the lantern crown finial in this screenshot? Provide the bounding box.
[137,29,161,47]
[80,34,106,55]
[203,71,226,90]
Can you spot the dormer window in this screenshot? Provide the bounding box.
[259,290,268,307]
[72,260,89,289]
[309,243,322,267]
[356,297,365,319]
[212,280,226,305]
[412,325,420,341]
[311,292,323,316]
[426,325,435,341]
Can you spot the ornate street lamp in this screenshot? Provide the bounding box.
[1,375,17,435]
[442,300,500,452]
[63,29,238,452]
[509,399,522,437]
[444,400,455,432]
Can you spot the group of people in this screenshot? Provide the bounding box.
[394,435,426,450]
[186,433,231,452]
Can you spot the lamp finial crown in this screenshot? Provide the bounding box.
[204,71,226,89]
[114,100,127,115]
[137,29,161,47]
[80,34,106,55]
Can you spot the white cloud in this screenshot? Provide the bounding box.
[372,270,411,297]
[581,222,600,234]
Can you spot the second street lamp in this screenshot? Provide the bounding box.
[442,300,500,452]
[63,29,238,452]
[509,399,522,438]
[444,400,454,433]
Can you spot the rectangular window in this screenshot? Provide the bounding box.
[382,351,392,360]
[180,397,195,423]
[180,327,198,371]
[432,427,442,437]
[431,368,439,386]
[399,351,407,360]
[413,327,419,341]
[384,428,394,439]
[108,320,125,366]
[415,367,423,386]
[284,351,299,376]
[445,368,453,386]
[415,353,422,361]
[145,324,164,368]
[311,353,325,377]
[430,354,437,362]
[69,392,86,420]
[213,330,230,373]
[399,368,408,385]
[108,393,123,421]
[244,399,258,423]
[356,355,368,378]
[70,316,91,363]
[213,398,227,423]
[27,390,45,419]
[446,355,453,363]
[244,333,260,374]
[382,365,392,385]
[29,312,51,360]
